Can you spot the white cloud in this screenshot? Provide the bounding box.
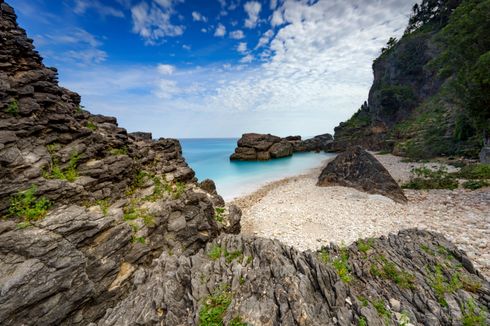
[271,9,284,27]
[237,42,247,53]
[244,1,262,28]
[256,29,273,48]
[130,1,184,45]
[201,28,207,33]
[157,64,176,75]
[229,30,245,39]
[182,44,191,50]
[240,54,253,63]
[214,23,226,37]
[65,49,107,64]
[74,0,125,18]
[191,11,207,22]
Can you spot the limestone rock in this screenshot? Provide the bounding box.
[269,140,293,158]
[317,146,407,203]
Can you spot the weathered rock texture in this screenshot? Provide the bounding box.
[317,146,407,203]
[0,2,240,325]
[1,2,489,326]
[230,133,333,161]
[99,229,489,325]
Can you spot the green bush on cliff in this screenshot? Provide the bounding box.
[6,99,19,116]
[8,185,51,222]
[43,151,81,182]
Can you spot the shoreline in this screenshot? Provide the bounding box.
[232,153,490,278]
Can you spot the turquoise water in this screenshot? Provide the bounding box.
[180,138,334,199]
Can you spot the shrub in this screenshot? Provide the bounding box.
[109,147,128,156]
[463,180,489,190]
[207,245,243,264]
[214,207,225,223]
[429,265,462,307]
[357,238,374,254]
[96,199,110,216]
[330,245,352,283]
[461,298,487,326]
[456,164,490,180]
[373,299,391,324]
[86,121,97,131]
[43,150,81,182]
[8,185,51,222]
[402,165,458,190]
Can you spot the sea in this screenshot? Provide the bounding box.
[179,138,334,200]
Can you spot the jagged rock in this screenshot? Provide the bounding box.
[0,3,240,325]
[98,229,490,325]
[269,140,293,158]
[317,146,407,203]
[293,133,334,152]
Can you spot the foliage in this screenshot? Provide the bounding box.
[357,296,369,307]
[86,121,97,131]
[6,99,19,116]
[373,299,391,324]
[318,248,330,264]
[405,0,463,35]
[229,316,247,326]
[214,207,225,223]
[131,236,145,244]
[358,316,367,326]
[461,298,487,326]
[8,185,51,222]
[357,238,374,254]
[402,165,458,190]
[371,256,416,289]
[455,164,490,179]
[429,265,462,307]
[123,201,153,223]
[43,150,81,182]
[381,37,398,55]
[378,85,416,117]
[207,245,243,264]
[199,284,232,326]
[330,246,352,283]
[463,180,489,190]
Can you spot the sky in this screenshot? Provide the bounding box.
[9,0,415,138]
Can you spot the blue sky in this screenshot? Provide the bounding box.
[9,0,414,138]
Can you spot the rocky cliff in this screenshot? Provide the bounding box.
[332,0,490,160]
[1,2,489,325]
[230,133,333,161]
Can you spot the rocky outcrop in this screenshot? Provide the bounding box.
[480,134,490,164]
[0,2,240,325]
[330,0,488,159]
[98,229,489,325]
[230,133,333,161]
[317,146,407,203]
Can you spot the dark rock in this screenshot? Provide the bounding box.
[129,132,152,141]
[269,140,293,158]
[317,146,407,203]
[237,133,281,151]
[230,146,257,161]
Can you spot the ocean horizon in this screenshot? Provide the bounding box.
[180,138,334,200]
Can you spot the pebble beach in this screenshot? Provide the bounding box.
[233,154,490,278]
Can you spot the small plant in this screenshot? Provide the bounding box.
[208,245,224,260]
[131,236,145,244]
[86,121,97,131]
[318,248,330,264]
[373,299,391,324]
[173,181,186,199]
[6,99,19,116]
[463,180,489,190]
[96,199,110,216]
[43,150,81,182]
[357,296,369,307]
[76,105,85,113]
[370,256,415,289]
[109,147,128,156]
[461,298,487,326]
[429,265,462,307]
[460,274,482,293]
[207,245,243,264]
[239,276,246,285]
[214,207,225,223]
[8,185,51,222]
[123,202,153,223]
[399,311,411,326]
[357,238,374,254]
[358,316,367,326]
[199,284,232,326]
[402,165,458,190]
[229,316,247,326]
[331,245,352,283]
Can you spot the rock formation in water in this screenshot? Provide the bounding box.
[1,2,489,325]
[330,0,489,160]
[230,133,333,161]
[317,146,408,203]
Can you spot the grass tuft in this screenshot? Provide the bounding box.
[199,284,232,326]
[8,185,51,222]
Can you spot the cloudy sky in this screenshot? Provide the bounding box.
[10,0,415,138]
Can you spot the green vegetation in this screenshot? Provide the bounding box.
[357,238,374,254]
[460,274,482,293]
[131,236,146,244]
[420,244,435,255]
[198,284,232,326]
[331,246,352,283]
[463,180,489,190]
[43,150,81,182]
[86,121,97,131]
[214,207,225,223]
[318,248,330,264]
[373,299,391,324]
[455,164,490,180]
[207,245,243,264]
[96,199,110,216]
[402,166,458,190]
[428,265,462,307]
[109,147,128,156]
[461,298,487,326]
[399,311,412,326]
[8,185,51,222]
[123,201,154,223]
[378,84,416,117]
[6,99,19,115]
[371,256,416,289]
[358,316,367,326]
[357,296,369,307]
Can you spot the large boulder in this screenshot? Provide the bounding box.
[230,146,257,160]
[269,140,293,158]
[295,133,334,152]
[237,133,281,151]
[317,146,407,203]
